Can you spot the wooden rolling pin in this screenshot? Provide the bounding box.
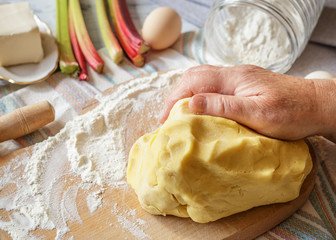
[0,101,55,143]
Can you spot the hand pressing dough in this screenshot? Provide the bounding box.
[127,98,312,223]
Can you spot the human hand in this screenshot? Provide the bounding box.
[160,65,336,141]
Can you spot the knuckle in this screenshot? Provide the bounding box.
[215,96,243,117]
[215,96,227,116]
[182,65,222,89]
[185,65,212,75]
[239,65,264,74]
[184,65,221,77]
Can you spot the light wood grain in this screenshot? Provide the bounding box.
[0,77,317,240]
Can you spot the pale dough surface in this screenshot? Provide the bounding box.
[127,98,312,223]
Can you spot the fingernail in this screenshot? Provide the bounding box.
[190,95,207,114]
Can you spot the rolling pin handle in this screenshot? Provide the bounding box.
[0,101,55,143]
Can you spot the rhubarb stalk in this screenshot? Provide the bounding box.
[96,0,123,64]
[56,0,79,74]
[69,0,104,73]
[108,0,149,67]
[68,8,88,81]
[113,0,150,54]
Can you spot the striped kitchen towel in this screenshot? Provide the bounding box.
[0,30,335,239]
[0,47,197,153]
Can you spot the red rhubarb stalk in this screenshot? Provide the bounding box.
[108,0,148,67]
[113,0,150,54]
[69,0,104,73]
[68,9,87,81]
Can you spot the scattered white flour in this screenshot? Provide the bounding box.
[86,191,103,214]
[111,203,150,240]
[205,4,290,69]
[61,186,82,224]
[0,69,185,239]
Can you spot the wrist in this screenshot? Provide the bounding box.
[312,78,336,141]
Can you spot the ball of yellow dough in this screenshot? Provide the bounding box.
[142,7,182,50]
[127,98,312,223]
[305,70,335,79]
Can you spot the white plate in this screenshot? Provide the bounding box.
[0,15,59,85]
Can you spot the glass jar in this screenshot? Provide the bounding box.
[204,0,325,73]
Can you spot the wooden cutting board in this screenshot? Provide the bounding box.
[0,79,318,240]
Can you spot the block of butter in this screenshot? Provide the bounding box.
[0,2,44,67]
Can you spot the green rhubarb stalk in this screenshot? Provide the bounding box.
[96,0,123,64]
[56,0,79,74]
[69,0,104,73]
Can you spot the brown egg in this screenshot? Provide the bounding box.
[142,7,182,50]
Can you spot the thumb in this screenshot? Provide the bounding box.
[189,93,255,124]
